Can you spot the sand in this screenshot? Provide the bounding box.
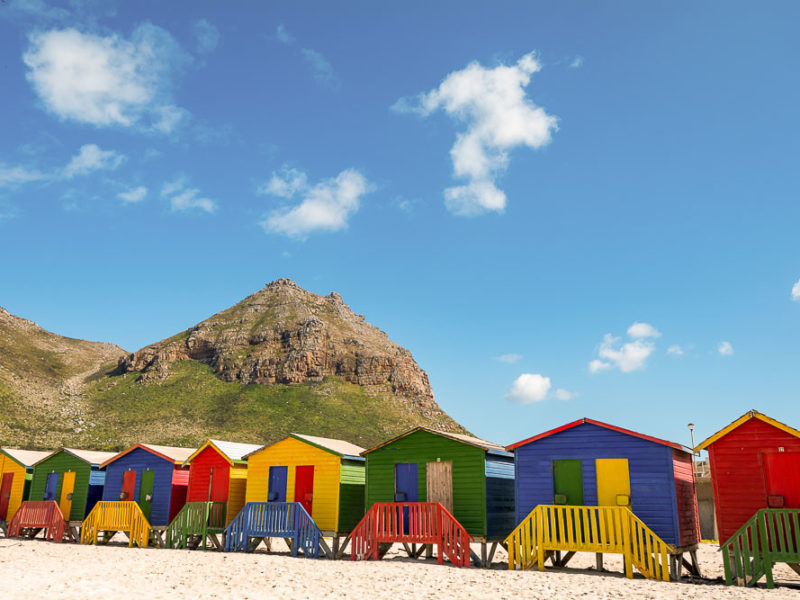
[1,538,798,599]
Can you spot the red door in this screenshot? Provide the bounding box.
[294,465,314,515]
[208,467,228,502]
[0,472,13,520]
[121,470,137,501]
[764,453,800,507]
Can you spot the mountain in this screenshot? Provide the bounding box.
[0,279,465,450]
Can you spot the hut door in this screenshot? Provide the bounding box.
[763,452,800,508]
[121,470,137,501]
[394,463,418,502]
[0,472,13,520]
[552,460,583,505]
[208,467,228,502]
[426,461,453,514]
[294,465,314,515]
[268,466,287,502]
[44,472,59,501]
[59,472,76,519]
[595,459,631,507]
[138,470,155,520]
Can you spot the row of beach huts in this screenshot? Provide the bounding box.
[1,409,798,588]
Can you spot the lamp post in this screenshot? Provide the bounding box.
[688,423,696,460]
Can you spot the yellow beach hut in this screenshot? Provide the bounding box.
[0,448,53,526]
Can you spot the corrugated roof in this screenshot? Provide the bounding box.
[291,433,365,457]
[205,439,262,462]
[694,410,800,452]
[1,448,53,468]
[61,447,118,465]
[361,427,506,455]
[99,443,198,468]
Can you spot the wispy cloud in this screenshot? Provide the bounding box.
[506,373,575,404]
[1,0,70,21]
[0,164,48,187]
[23,25,189,133]
[161,176,216,213]
[393,52,557,216]
[590,322,660,373]
[301,48,340,89]
[627,322,661,339]
[117,186,147,204]
[570,56,584,69]
[718,341,734,356]
[667,345,684,356]
[275,24,294,44]
[63,144,125,178]
[193,18,220,55]
[260,167,373,239]
[792,278,800,301]
[496,353,522,364]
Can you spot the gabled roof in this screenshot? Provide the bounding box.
[694,410,800,452]
[0,448,53,468]
[506,418,685,452]
[183,439,262,466]
[32,447,117,467]
[242,434,365,460]
[99,443,197,468]
[361,427,508,456]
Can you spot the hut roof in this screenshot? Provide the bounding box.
[361,427,508,456]
[43,447,118,467]
[99,443,197,468]
[694,410,800,452]
[0,448,53,468]
[506,418,685,452]
[183,439,262,466]
[291,434,365,458]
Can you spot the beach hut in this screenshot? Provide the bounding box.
[0,448,52,527]
[359,427,514,565]
[505,418,700,580]
[694,410,800,587]
[237,433,365,555]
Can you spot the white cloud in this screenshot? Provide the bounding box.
[627,321,661,339]
[275,24,294,44]
[63,144,125,177]
[394,52,557,216]
[2,0,69,21]
[555,388,576,401]
[23,25,188,132]
[496,353,522,364]
[590,324,659,374]
[193,19,219,55]
[260,168,373,238]
[792,278,800,301]
[161,176,216,213]
[718,341,734,356]
[570,56,584,69]
[301,48,339,88]
[667,345,684,356]
[506,373,551,404]
[117,186,147,204]
[0,164,47,187]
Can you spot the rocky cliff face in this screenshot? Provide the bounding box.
[117,279,441,415]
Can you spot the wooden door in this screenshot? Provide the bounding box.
[138,470,155,520]
[44,472,59,501]
[596,459,631,506]
[764,452,800,508]
[294,465,314,515]
[553,460,583,505]
[121,470,137,501]
[0,472,13,520]
[208,467,228,502]
[426,461,453,513]
[268,466,287,502]
[59,471,76,519]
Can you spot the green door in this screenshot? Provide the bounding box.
[138,470,155,521]
[552,459,584,505]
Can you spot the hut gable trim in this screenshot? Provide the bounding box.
[360,426,506,456]
[183,439,262,466]
[46,447,117,467]
[0,448,54,469]
[694,409,800,452]
[506,418,684,452]
[99,443,197,468]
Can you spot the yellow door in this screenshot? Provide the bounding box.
[59,471,76,519]
[596,459,630,506]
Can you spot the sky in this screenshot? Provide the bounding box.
[1,0,799,450]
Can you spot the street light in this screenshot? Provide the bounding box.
[688,423,696,459]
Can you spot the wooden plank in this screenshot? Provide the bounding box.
[425,461,453,514]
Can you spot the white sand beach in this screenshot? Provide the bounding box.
[1,538,798,599]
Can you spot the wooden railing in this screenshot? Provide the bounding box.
[350,502,472,567]
[722,509,800,589]
[505,505,670,581]
[80,501,151,548]
[166,502,227,550]
[225,502,322,557]
[6,501,68,542]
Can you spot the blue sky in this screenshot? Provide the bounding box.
[1,0,799,449]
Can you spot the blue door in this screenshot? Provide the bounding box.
[268,466,287,502]
[44,472,59,501]
[394,463,418,533]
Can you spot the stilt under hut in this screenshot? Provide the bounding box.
[166,439,260,550]
[19,448,116,541]
[355,427,515,567]
[79,443,195,547]
[694,410,800,588]
[505,418,701,581]
[0,448,52,532]
[229,433,365,558]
